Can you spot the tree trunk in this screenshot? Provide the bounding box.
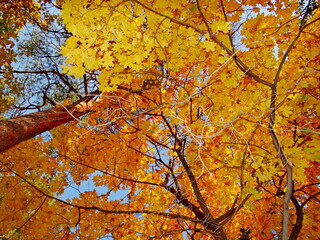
[289,196,304,240]
[0,90,100,152]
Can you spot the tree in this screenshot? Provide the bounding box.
[0,0,319,239]
[0,0,100,151]
[0,0,42,113]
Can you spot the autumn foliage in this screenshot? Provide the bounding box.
[0,0,319,239]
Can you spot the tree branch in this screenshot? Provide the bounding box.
[194,0,272,88]
[1,163,198,224]
[0,90,101,152]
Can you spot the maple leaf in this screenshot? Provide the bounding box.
[0,1,319,240]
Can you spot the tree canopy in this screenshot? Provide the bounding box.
[0,0,319,239]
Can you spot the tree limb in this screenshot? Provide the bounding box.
[0,90,101,152]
